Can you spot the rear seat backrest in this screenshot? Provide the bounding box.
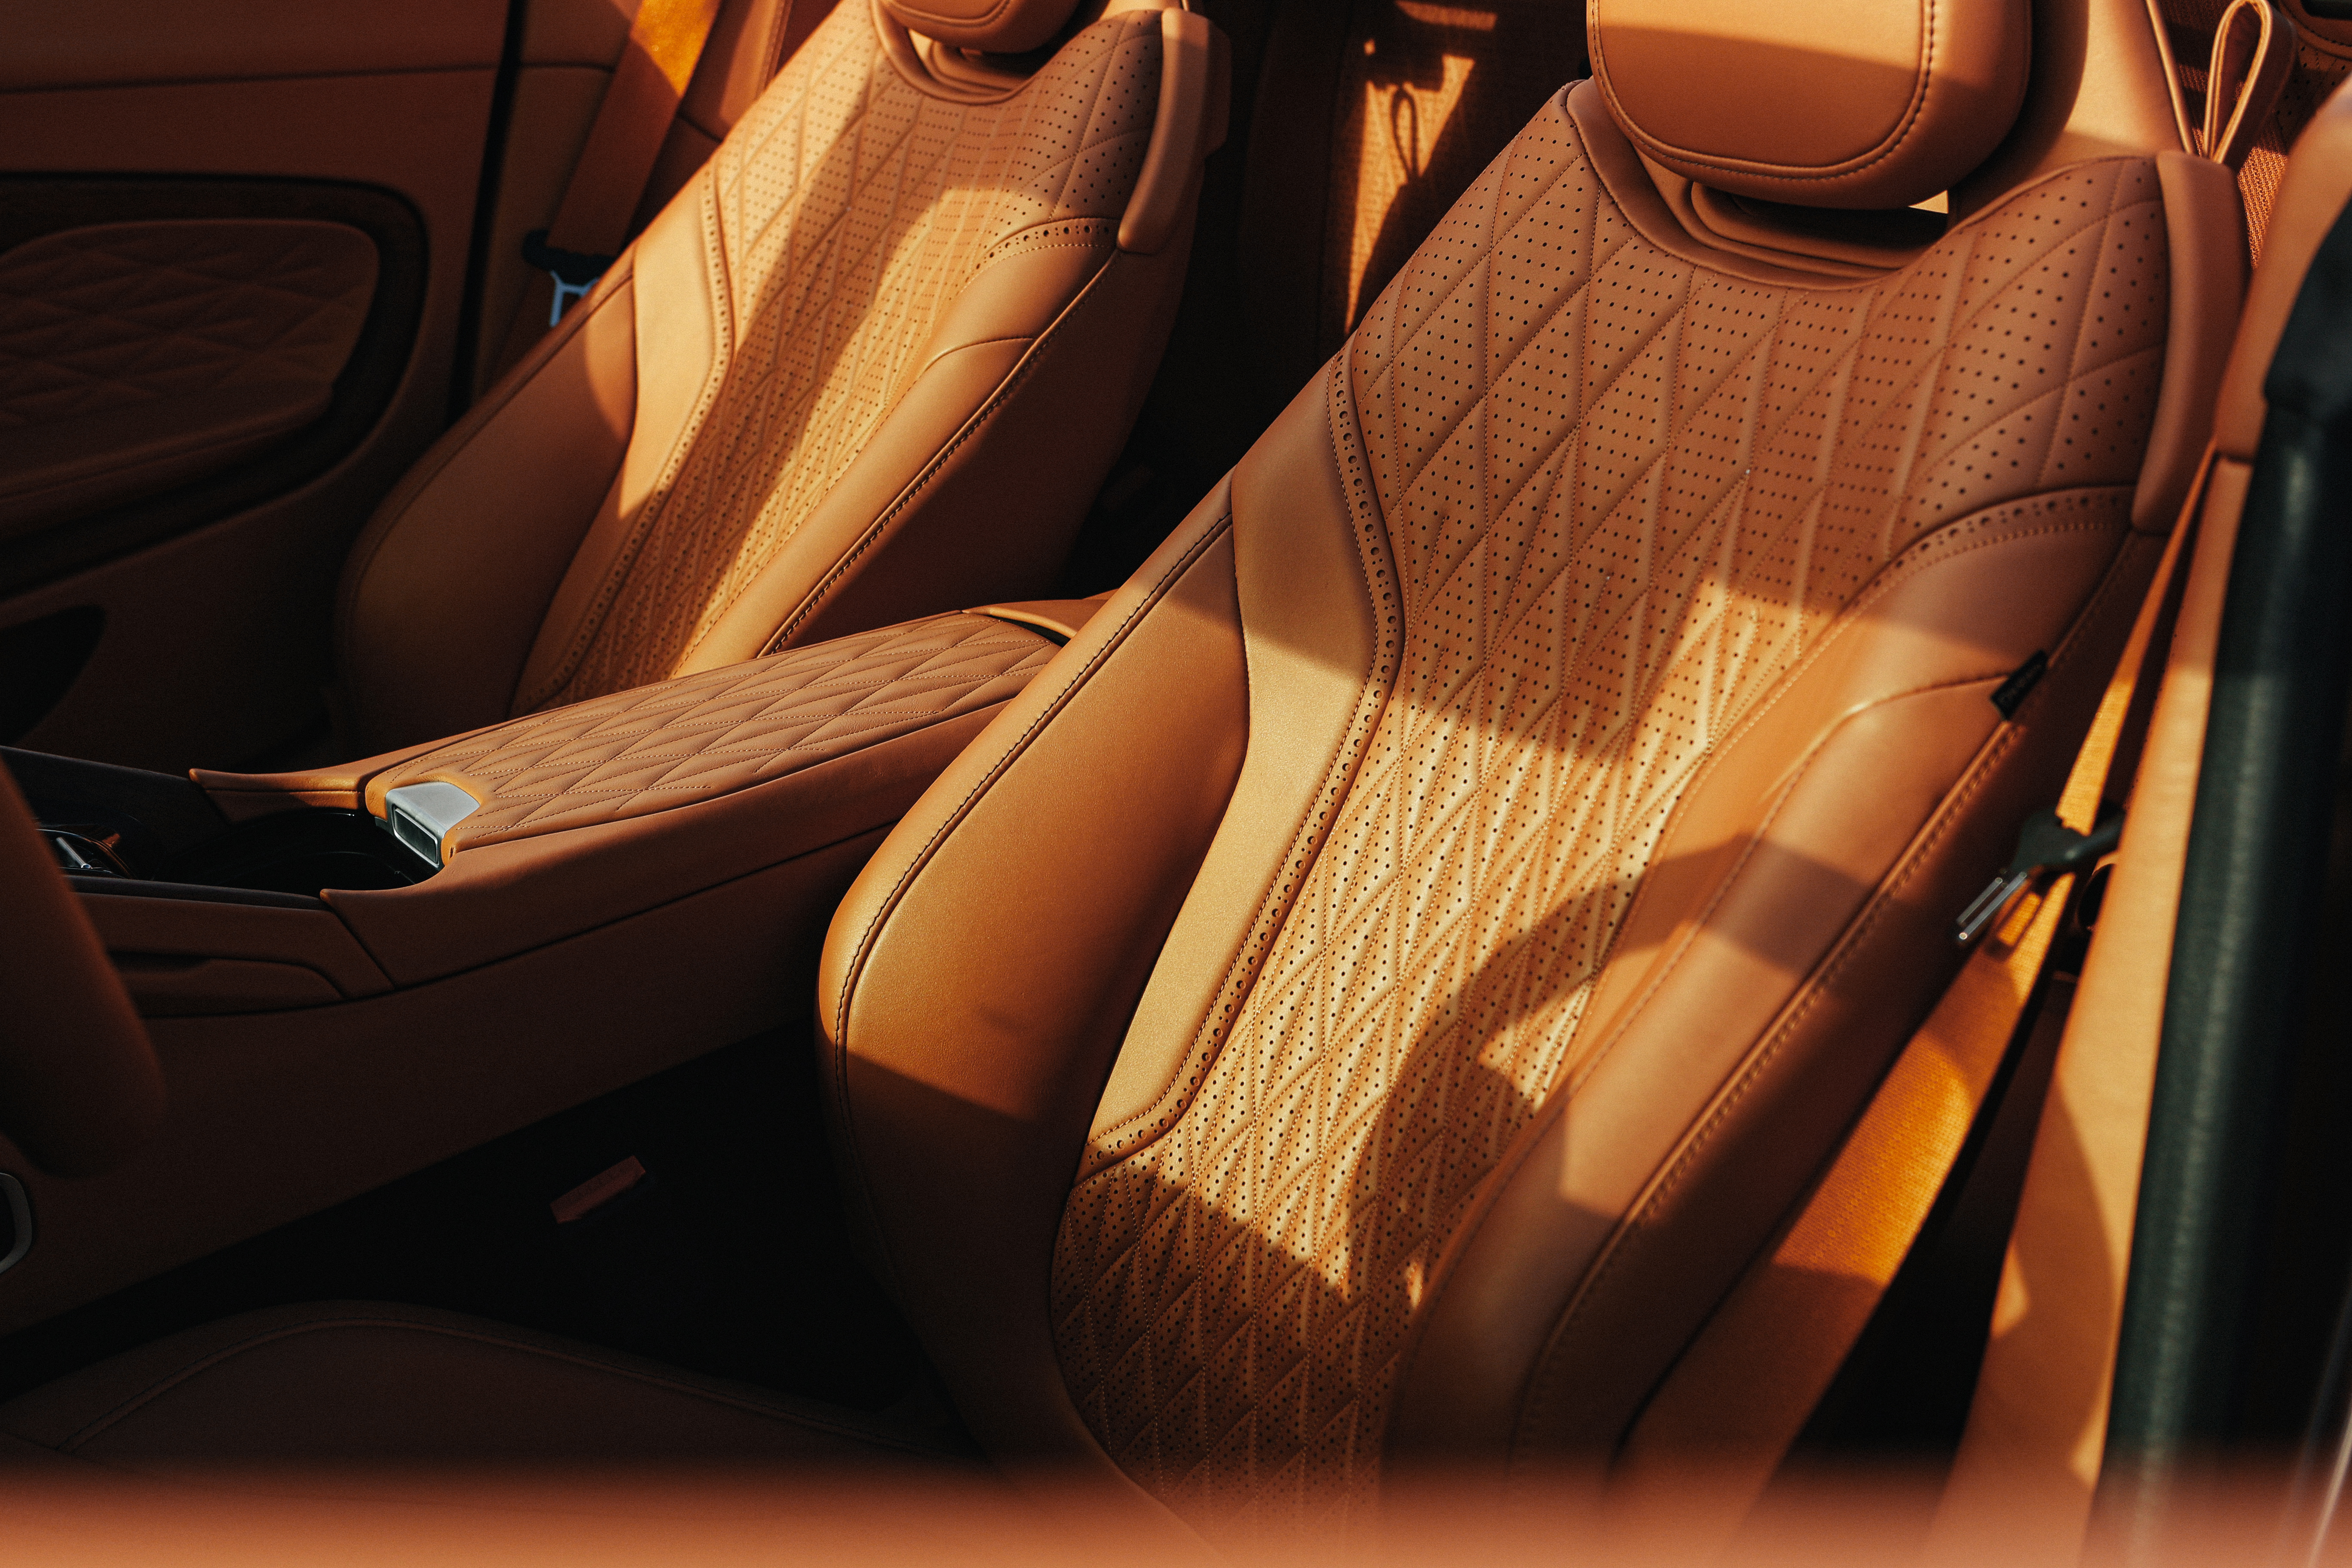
[817,0,2246,1537]
[2156,0,2352,259]
[336,0,1222,752]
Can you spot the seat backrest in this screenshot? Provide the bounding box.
[336,0,1223,752]
[818,0,2245,1538]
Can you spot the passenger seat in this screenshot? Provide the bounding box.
[336,0,1226,753]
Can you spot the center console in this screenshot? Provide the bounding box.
[0,602,1095,1336]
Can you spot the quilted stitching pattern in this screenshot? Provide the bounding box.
[532,5,1165,707]
[1052,93,2168,1532]
[0,220,376,430]
[379,612,1055,854]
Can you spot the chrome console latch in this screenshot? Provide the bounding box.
[380,781,481,867]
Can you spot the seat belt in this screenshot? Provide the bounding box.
[491,0,728,374]
[1613,451,2217,1522]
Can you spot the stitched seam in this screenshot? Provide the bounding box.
[1079,365,1402,1167]
[749,248,1124,655]
[1554,495,2132,1109]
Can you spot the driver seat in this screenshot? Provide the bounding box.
[334,0,1224,753]
[0,0,2244,1540]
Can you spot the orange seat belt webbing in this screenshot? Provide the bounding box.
[1616,452,2217,1517]
[497,0,726,365]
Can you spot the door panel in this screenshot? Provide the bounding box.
[0,3,504,770]
[0,216,380,552]
[0,180,428,597]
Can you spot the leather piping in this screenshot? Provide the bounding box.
[334,260,639,692]
[515,174,737,712]
[1371,501,2138,1463]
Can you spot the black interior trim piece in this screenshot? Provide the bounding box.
[449,0,530,420]
[1,744,229,854]
[2102,190,2352,1544]
[0,607,102,744]
[0,176,428,601]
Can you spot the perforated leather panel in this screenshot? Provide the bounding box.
[529,3,1165,707]
[374,612,1054,854]
[1051,91,2168,1528]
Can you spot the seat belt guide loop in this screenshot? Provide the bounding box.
[1955,803,2126,947]
[522,229,616,327]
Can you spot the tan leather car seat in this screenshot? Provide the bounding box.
[0,0,2251,1540]
[335,0,1225,752]
[815,0,2243,1530]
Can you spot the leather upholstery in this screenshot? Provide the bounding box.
[339,0,1210,752]
[1054,103,2171,1519]
[0,219,377,542]
[0,1302,975,1473]
[822,25,2228,1536]
[1590,0,2033,209]
[878,0,1081,56]
[367,610,1056,858]
[0,0,2239,1531]
[1942,70,2352,1542]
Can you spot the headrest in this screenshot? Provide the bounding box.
[878,0,1084,55]
[1589,0,2034,210]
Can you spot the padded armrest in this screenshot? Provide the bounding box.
[363,612,1058,859]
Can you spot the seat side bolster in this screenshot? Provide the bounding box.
[817,481,1244,1495]
[334,261,640,753]
[1387,501,2154,1466]
[1082,369,1390,1169]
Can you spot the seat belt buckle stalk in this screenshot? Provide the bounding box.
[521,229,616,327]
[1954,803,2125,947]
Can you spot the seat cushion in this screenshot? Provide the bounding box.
[0,1302,978,1473]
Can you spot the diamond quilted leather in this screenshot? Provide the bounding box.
[375,612,1055,855]
[529,3,1166,708]
[1052,90,2169,1530]
[0,219,376,432]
